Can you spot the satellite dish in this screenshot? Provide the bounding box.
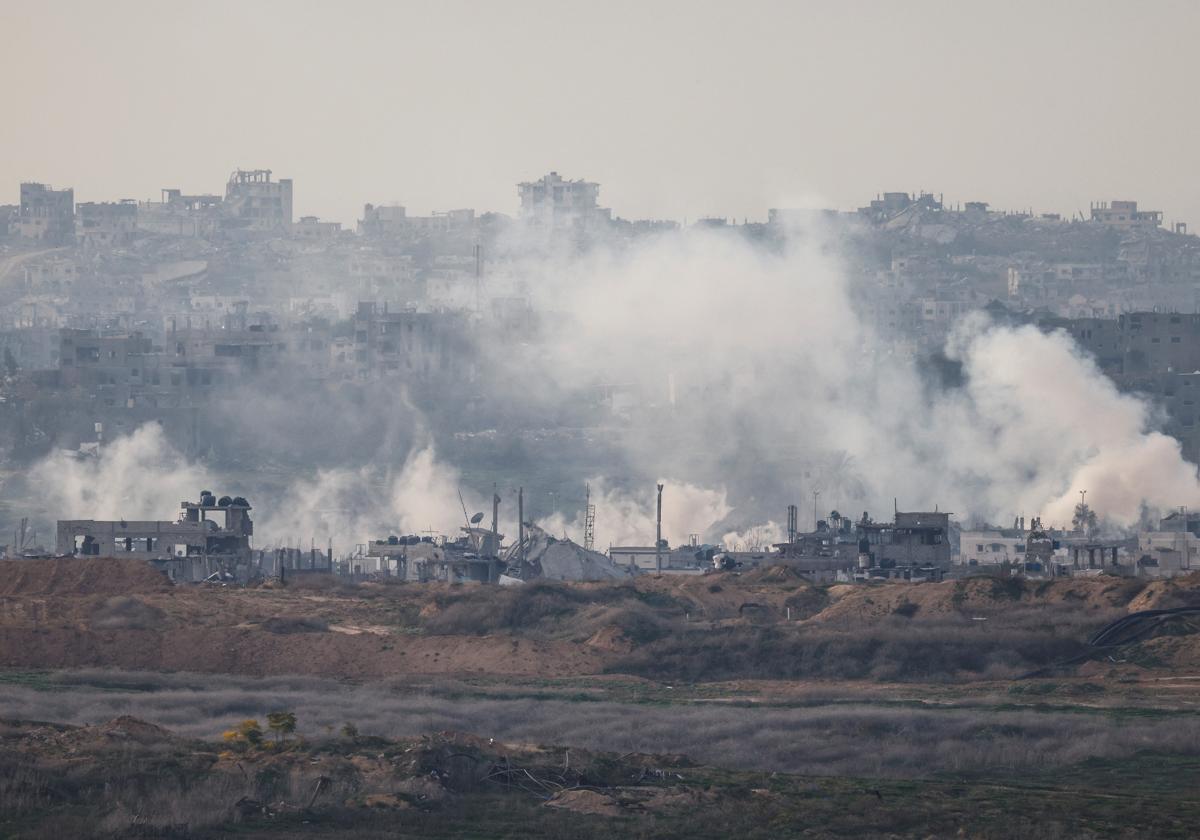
[470,512,485,524]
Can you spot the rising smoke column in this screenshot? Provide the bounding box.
[512,221,1200,531]
[30,423,215,522]
[25,222,1200,543]
[26,423,494,552]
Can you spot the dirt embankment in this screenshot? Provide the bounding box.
[0,557,172,597]
[0,558,609,678]
[1,558,1199,680]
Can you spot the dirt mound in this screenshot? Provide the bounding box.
[739,565,808,584]
[1126,573,1200,611]
[20,716,176,753]
[809,575,1149,625]
[0,557,171,597]
[93,715,176,742]
[633,570,818,622]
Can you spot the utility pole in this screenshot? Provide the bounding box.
[655,483,664,574]
[1185,505,1192,570]
[518,487,525,565]
[1178,504,1191,571]
[491,486,500,582]
[813,489,821,531]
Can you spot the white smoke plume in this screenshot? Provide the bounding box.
[535,479,731,549]
[30,423,214,522]
[24,221,1200,547]
[721,522,785,551]
[28,424,493,554]
[507,222,1200,532]
[233,444,501,551]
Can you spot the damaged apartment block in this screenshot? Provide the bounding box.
[57,490,254,583]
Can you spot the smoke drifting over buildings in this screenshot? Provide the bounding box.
[5,165,1200,575]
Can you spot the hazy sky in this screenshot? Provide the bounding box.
[3,0,1198,227]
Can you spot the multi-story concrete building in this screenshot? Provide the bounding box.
[58,490,255,582]
[958,528,1028,566]
[358,204,476,238]
[12,183,74,244]
[223,169,293,232]
[358,204,408,237]
[857,191,943,223]
[517,171,610,232]
[352,302,470,381]
[138,189,224,237]
[292,215,342,240]
[1090,200,1162,230]
[861,511,952,572]
[76,200,138,247]
[1134,530,1198,578]
[54,323,312,409]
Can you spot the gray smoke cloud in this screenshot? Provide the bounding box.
[498,221,1200,531]
[23,219,1200,548]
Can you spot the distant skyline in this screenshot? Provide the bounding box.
[3,0,1199,227]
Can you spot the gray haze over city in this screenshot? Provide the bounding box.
[3,0,1200,564]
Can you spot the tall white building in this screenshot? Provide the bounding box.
[517,171,609,232]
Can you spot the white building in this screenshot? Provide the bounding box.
[957,530,1027,566]
[517,172,610,233]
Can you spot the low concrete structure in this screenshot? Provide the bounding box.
[57,490,254,582]
[367,527,499,583]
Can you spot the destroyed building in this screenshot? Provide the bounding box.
[352,302,471,382]
[56,490,254,582]
[366,528,500,583]
[509,524,631,581]
[773,509,951,582]
[12,182,75,244]
[51,323,296,409]
[223,169,293,232]
[75,201,138,247]
[292,216,342,240]
[358,204,477,239]
[609,541,714,575]
[137,189,224,237]
[364,521,631,584]
[1090,200,1162,231]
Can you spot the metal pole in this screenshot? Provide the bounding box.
[655,483,664,574]
[491,488,500,583]
[518,487,525,565]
